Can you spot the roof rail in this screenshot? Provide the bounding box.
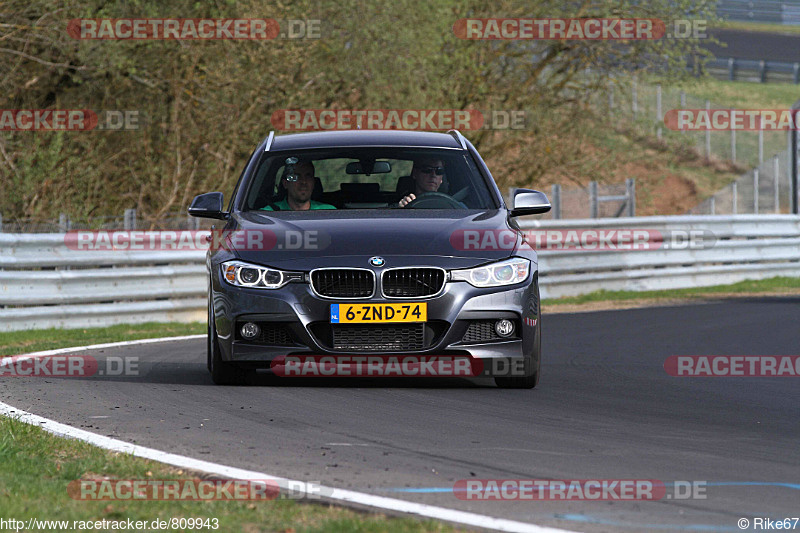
[263,131,275,152]
[447,129,468,150]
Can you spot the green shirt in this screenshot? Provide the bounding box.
[261,199,336,211]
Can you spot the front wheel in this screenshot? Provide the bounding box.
[208,303,250,385]
[495,280,541,389]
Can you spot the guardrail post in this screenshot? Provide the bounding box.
[791,117,799,214]
[774,155,781,213]
[656,84,661,117]
[754,168,760,214]
[58,213,70,233]
[680,91,686,134]
[589,181,598,218]
[731,126,736,163]
[732,181,737,214]
[794,63,800,84]
[608,84,614,114]
[728,58,735,81]
[551,184,561,219]
[507,187,518,207]
[758,121,764,165]
[705,101,711,161]
[759,60,766,83]
[709,196,715,215]
[0,212,3,233]
[625,178,635,217]
[124,208,137,230]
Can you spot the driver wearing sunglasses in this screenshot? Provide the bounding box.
[398,158,445,207]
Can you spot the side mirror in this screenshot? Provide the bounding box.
[510,189,551,217]
[188,192,228,220]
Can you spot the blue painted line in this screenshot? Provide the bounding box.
[554,513,740,532]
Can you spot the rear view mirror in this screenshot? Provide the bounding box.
[188,192,228,220]
[346,161,392,175]
[510,189,551,217]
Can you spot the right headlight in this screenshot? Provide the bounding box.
[220,260,303,289]
[450,257,530,288]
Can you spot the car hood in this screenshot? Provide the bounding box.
[226,209,522,271]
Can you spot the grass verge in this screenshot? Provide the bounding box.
[0,322,205,356]
[543,276,800,312]
[713,20,800,36]
[0,416,455,532]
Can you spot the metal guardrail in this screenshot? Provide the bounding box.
[706,57,800,84]
[1,215,799,331]
[523,215,800,298]
[717,0,800,25]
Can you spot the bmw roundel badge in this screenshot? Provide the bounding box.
[369,256,385,267]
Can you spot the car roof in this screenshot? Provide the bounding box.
[267,130,465,152]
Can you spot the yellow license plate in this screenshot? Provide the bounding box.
[330,303,427,323]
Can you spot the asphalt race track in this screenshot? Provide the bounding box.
[706,29,800,63]
[2,298,799,532]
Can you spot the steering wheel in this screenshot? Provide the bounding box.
[404,191,466,209]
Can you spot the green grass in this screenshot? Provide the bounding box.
[0,322,458,531]
[672,78,800,110]
[713,20,800,36]
[0,322,205,356]
[543,276,800,307]
[0,416,456,533]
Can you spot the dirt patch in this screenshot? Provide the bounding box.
[648,173,698,215]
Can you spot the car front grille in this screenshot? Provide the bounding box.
[311,269,374,298]
[332,324,425,351]
[382,268,445,298]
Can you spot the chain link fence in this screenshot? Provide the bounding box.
[0,210,214,233]
[599,80,789,172]
[688,151,795,214]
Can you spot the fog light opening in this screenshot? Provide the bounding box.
[241,322,260,339]
[495,319,514,337]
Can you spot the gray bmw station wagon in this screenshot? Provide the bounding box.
[189,129,551,388]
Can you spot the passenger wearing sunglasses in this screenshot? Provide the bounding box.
[397,158,445,207]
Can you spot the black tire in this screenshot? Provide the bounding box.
[495,280,541,389]
[208,304,250,386]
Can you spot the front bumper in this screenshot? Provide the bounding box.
[211,268,539,365]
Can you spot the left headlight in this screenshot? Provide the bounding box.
[220,260,304,289]
[450,257,530,288]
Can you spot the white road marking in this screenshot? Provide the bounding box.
[10,334,205,357]
[0,336,577,533]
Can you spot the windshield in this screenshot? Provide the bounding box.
[241,148,497,211]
